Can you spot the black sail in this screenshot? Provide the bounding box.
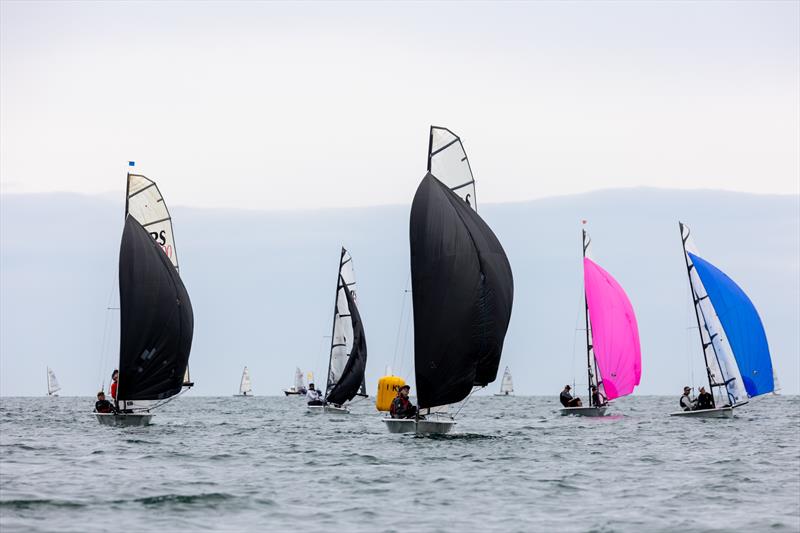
[118,216,194,401]
[410,173,513,409]
[326,282,368,405]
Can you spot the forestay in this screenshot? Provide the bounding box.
[239,367,252,395]
[118,216,194,401]
[325,248,368,405]
[126,174,179,270]
[428,126,477,210]
[583,257,642,400]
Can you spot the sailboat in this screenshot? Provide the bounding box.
[307,247,368,414]
[234,366,253,396]
[671,222,775,418]
[494,367,514,396]
[383,126,514,434]
[46,367,61,397]
[95,172,194,426]
[283,367,307,396]
[562,225,642,416]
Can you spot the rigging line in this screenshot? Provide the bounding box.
[390,276,411,373]
[453,386,482,419]
[144,385,191,411]
[96,265,119,390]
[399,297,413,379]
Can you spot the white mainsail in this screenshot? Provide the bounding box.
[47,367,61,396]
[239,367,252,395]
[327,249,358,394]
[126,174,179,270]
[294,367,305,391]
[499,367,514,395]
[682,226,747,406]
[428,126,477,210]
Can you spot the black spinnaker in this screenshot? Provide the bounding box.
[410,171,514,410]
[326,277,368,405]
[118,215,194,401]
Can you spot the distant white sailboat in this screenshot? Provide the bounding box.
[494,367,514,396]
[235,366,253,397]
[283,367,307,396]
[46,367,61,397]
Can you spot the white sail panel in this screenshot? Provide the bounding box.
[684,234,747,406]
[428,127,477,211]
[499,367,514,394]
[327,249,357,392]
[126,174,179,270]
[47,367,61,395]
[239,367,252,395]
[294,367,305,391]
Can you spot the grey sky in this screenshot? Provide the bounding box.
[2,1,798,209]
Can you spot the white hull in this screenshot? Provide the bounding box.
[560,406,608,417]
[307,404,350,415]
[382,417,456,434]
[669,407,734,418]
[95,413,153,426]
[493,393,513,397]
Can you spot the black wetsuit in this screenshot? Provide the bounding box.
[695,392,714,410]
[95,399,116,414]
[592,392,606,407]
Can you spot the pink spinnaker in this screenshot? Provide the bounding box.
[583,258,642,400]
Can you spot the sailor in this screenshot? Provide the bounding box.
[94,391,116,414]
[390,385,417,419]
[680,386,696,411]
[560,385,582,407]
[306,383,324,406]
[695,386,714,410]
[110,369,119,401]
[591,385,607,407]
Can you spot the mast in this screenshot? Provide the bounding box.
[324,247,346,401]
[582,228,596,406]
[679,222,716,406]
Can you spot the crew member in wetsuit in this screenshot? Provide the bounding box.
[390,385,418,419]
[94,391,117,414]
[306,383,324,406]
[680,386,696,411]
[560,385,582,407]
[695,386,714,410]
[591,385,607,407]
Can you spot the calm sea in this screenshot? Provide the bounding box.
[1,395,798,532]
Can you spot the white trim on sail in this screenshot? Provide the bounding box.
[326,249,357,395]
[428,126,477,211]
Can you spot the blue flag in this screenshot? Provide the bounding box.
[128,161,135,167]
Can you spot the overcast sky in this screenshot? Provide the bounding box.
[2,1,798,210]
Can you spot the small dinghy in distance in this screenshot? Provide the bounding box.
[234,366,253,397]
[96,172,194,427]
[561,225,642,417]
[494,367,514,396]
[383,126,514,435]
[307,247,368,415]
[670,223,776,418]
[46,367,61,397]
[284,368,307,396]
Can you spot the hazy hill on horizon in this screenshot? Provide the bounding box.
[1,187,798,398]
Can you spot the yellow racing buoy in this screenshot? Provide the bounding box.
[375,375,406,412]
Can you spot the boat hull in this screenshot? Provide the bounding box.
[669,407,734,418]
[233,394,253,397]
[284,390,304,396]
[307,404,349,415]
[95,413,153,426]
[382,418,456,434]
[493,393,513,397]
[560,406,608,417]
